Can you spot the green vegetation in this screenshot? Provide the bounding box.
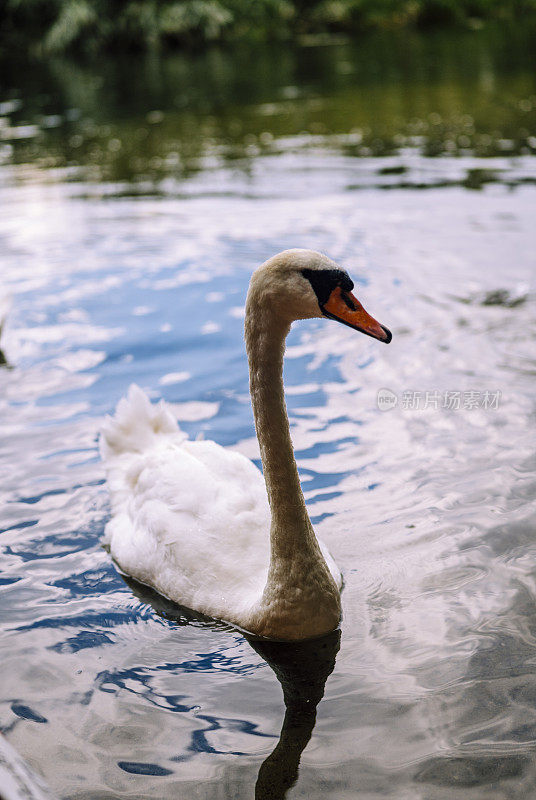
[2,0,536,54]
[2,25,535,183]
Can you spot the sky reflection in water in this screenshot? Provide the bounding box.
[0,27,536,800]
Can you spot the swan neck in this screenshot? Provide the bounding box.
[245,306,312,550]
[244,282,341,640]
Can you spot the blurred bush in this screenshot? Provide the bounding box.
[1,0,536,53]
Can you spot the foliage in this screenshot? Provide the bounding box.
[1,0,536,53]
[45,0,98,52]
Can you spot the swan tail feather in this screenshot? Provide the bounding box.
[100,384,185,459]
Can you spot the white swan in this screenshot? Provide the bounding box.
[100,249,391,640]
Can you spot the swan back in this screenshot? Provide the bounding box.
[101,385,272,624]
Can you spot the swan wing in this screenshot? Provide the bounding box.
[100,385,270,619]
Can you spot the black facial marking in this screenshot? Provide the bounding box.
[301,269,354,308]
[342,292,356,311]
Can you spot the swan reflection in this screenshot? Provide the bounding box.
[248,630,340,800]
[124,576,340,799]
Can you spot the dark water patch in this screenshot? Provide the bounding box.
[287,388,326,409]
[49,630,115,653]
[378,165,408,175]
[300,468,354,492]
[467,631,536,683]
[414,754,530,787]
[10,703,48,724]
[453,289,530,309]
[285,350,344,388]
[8,478,105,505]
[347,174,536,191]
[118,761,173,776]
[11,487,66,505]
[310,512,335,524]
[308,490,343,505]
[462,168,500,190]
[49,567,122,598]
[479,290,528,307]
[39,447,95,461]
[14,609,145,633]
[310,415,356,432]
[76,188,285,201]
[0,520,38,534]
[97,667,159,697]
[169,651,257,676]
[5,529,102,562]
[295,437,357,460]
[188,715,272,756]
[72,478,106,489]
[510,683,536,706]
[498,722,536,743]
[461,518,536,557]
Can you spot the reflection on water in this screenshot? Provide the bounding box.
[250,632,340,800]
[1,26,536,185]
[125,578,340,800]
[0,22,536,800]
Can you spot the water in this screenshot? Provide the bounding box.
[1,26,536,800]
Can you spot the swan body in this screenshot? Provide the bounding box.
[101,386,341,631]
[101,249,391,640]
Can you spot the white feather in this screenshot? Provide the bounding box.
[100,385,277,621]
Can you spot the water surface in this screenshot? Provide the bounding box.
[1,27,536,800]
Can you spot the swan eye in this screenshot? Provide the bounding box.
[301,268,354,308]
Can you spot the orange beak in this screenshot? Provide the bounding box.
[322,286,392,343]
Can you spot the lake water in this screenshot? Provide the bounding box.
[1,26,536,800]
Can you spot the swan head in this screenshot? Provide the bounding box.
[248,249,392,343]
